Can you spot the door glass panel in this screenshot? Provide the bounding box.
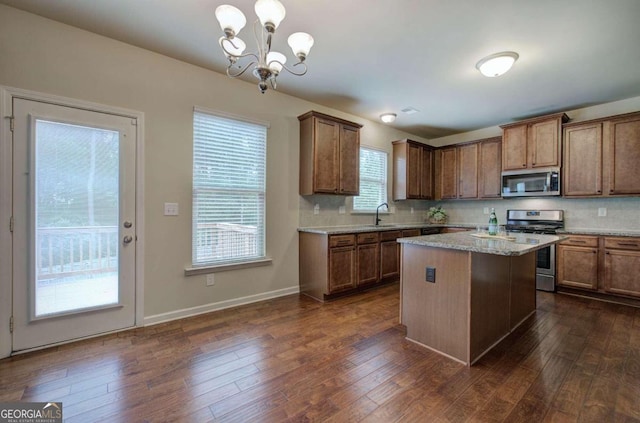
[34,120,119,317]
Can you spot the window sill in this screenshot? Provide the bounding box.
[185,257,272,276]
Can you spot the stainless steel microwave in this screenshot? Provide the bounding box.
[501,167,560,197]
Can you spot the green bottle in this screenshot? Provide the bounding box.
[488,208,498,235]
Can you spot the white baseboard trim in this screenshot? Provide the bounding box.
[143,285,300,327]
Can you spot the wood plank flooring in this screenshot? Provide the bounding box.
[1,283,640,422]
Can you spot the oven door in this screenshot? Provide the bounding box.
[535,244,556,292]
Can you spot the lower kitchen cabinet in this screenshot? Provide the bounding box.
[557,236,599,290]
[380,231,402,281]
[328,245,356,293]
[299,228,424,301]
[357,232,380,286]
[604,237,640,297]
[556,234,640,300]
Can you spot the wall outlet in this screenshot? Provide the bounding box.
[390,206,396,213]
[483,207,489,215]
[425,267,436,283]
[598,207,607,217]
[410,207,414,214]
[206,274,215,286]
[338,206,345,214]
[314,204,320,215]
[164,202,179,216]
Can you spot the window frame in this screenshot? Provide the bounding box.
[188,107,271,273]
[352,146,389,212]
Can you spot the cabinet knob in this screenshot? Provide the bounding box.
[593,250,597,254]
[522,164,526,167]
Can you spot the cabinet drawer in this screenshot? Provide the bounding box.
[329,234,355,247]
[401,229,421,238]
[604,237,640,251]
[380,230,401,242]
[560,235,599,247]
[357,232,379,244]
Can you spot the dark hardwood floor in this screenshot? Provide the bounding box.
[1,282,639,422]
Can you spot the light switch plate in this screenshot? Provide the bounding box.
[206,274,215,286]
[164,202,179,216]
[314,204,320,215]
[483,207,489,215]
[338,206,345,214]
[598,207,607,217]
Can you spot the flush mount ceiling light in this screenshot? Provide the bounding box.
[215,0,314,93]
[475,51,519,77]
[380,113,397,123]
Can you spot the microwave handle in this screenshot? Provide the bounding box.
[546,173,551,191]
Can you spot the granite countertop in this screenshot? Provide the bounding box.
[558,228,640,237]
[298,223,476,235]
[397,232,566,257]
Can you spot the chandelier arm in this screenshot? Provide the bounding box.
[276,60,308,77]
[226,60,259,78]
[219,38,260,63]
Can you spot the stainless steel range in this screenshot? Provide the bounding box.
[505,209,564,292]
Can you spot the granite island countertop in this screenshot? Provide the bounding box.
[397,232,566,256]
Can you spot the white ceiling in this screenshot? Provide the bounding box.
[2,0,640,138]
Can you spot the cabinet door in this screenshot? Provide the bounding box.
[339,124,360,195]
[557,245,598,290]
[378,240,398,281]
[458,143,479,199]
[529,119,560,168]
[420,147,433,199]
[607,116,640,195]
[313,118,340,193]
[406,143,422,198]
[604,249,640,297]
[439,147,458,199]
[357,243,379,286]
[563,123,603,196]
[328,246,356,293]
[502,125,528,170]
[478,138,502,198]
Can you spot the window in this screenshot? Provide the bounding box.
[353,146,388,211]
[192,109,266,266]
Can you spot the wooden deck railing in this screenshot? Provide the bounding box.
[36,226,118,280]
[195,222,258,263]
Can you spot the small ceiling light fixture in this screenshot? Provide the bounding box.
[475,51,519,77]
[215,0,314,93]
[380,113,397,123]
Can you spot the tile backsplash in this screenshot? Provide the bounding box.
[299,195,640,231]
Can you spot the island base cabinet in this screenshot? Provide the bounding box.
[400,244,536,366]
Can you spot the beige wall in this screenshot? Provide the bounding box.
[0,5,427,320]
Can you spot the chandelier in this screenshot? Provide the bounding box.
[215,0,314,93]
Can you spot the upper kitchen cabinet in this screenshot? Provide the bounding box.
[478,137,503,198]
[299,111,363,195]
[500,112,569,171]
[606,112,640,195]
[392,139,434,200]
[563,111,640,197]
[435,137,502,200]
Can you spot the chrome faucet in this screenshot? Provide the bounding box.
[375,203,389,226]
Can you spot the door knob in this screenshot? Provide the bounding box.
[123,221,133,228]
[123,235,133,244]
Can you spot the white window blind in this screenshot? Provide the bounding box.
[353,147,388,211]
[192,110,266,266]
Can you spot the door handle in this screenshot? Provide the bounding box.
[123,235,133,244]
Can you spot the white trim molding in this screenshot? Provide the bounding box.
[144,285,299,326]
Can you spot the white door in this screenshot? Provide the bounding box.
[12,98,136,352]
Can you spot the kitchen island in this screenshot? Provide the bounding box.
[398,232,565,366]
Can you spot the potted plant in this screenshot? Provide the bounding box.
[426,205,448,224]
